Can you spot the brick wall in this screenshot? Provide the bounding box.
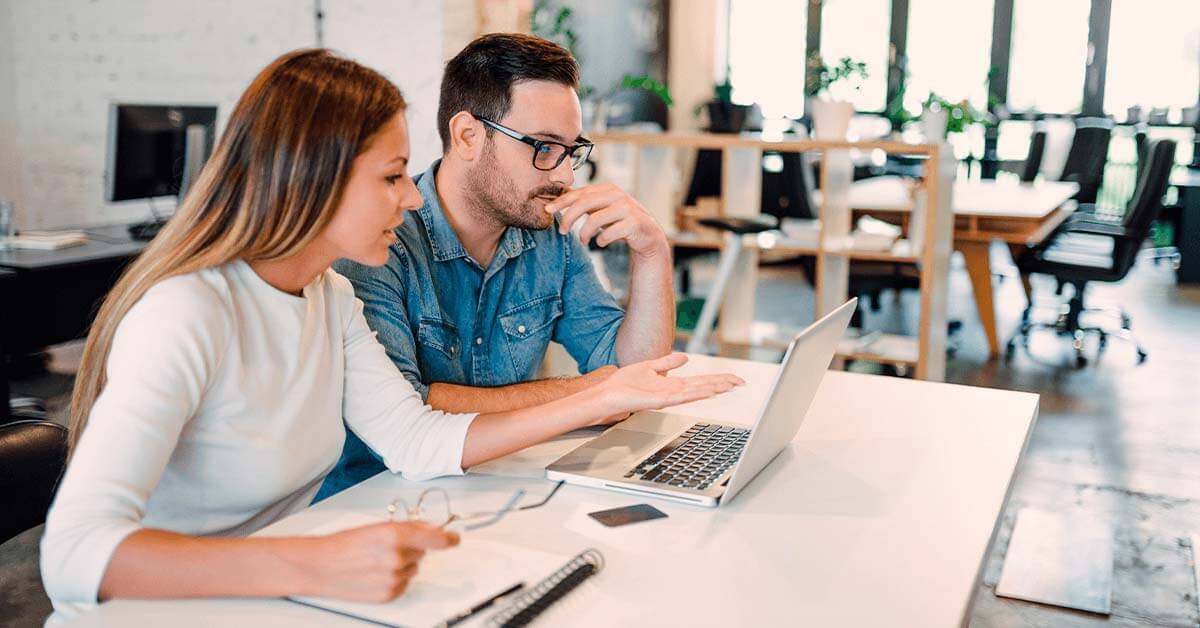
[0,0,448,230]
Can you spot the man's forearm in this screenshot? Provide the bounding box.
[616,245,675,365]
[426,366,615,413]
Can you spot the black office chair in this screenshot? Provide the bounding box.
[1008,138,1176,367]
[1057,118,1113,205]
[0,420,68,544]
[1020,129,1047,183]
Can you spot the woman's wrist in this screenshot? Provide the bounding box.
[272,536,328,597]
[561,381,617,427]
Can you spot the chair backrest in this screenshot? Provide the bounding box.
[1133,124,1150,184]
[779,150,820,220]
[1113,138,1176,274]
[1021,129,1047,183]
[0,420,68,544]
[1059,118,1113,203]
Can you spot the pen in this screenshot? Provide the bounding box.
[442,582,525,627]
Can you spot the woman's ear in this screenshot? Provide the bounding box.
[447,111,483,163]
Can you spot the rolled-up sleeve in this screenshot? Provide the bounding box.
[40,279,227,607]
[554,235,626,372]
[337,280,476,480]
[333,254,430,401]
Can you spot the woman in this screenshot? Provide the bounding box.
[40,49,741,619]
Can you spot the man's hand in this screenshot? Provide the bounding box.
[545,183,669,259]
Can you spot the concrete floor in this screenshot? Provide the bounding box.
[4,245,1200,626]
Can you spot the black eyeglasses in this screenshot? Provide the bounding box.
[474,115,594,172]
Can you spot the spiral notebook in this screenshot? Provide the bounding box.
[289,529,603,628]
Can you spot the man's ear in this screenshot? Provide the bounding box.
[447,111,483,163]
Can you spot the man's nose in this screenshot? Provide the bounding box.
[549,154,576,187]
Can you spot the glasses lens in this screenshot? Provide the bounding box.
[569,145,593,170]
[532,143,567,171]
[416,490,452,526]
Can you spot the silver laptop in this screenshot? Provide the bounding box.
[546,298,857,507]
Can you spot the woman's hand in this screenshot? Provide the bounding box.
[305,521,459,602]
[586,353,744,424]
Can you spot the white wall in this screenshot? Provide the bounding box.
[0,0,448,230]
[0,0,23,214]
[322,0,445,175]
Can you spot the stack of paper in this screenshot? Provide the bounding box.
[5,230,88,250]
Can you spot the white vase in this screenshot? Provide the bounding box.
[811,99,854,140]
[920,107,948,143]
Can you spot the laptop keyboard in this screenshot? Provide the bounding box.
[623,423,751,490]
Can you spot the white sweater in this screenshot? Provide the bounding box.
[40,261,477,617]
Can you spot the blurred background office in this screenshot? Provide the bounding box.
[2,1,1200,626]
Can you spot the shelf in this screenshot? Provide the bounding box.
[677,322,919,367]
[670,233,918,262]
[820,246,920,263]
[668,231,820,256]
[591,131,939,156]
[837,330,919,366]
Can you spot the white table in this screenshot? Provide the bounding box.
[840,176,1079,356]
[64,355,1038,628]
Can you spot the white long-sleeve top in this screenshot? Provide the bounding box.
[40,260,477,618]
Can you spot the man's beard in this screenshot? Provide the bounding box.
[465,142,565,231]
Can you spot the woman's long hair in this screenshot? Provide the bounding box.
[68,49,406,453]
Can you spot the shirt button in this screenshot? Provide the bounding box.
[517,325,527,334]
[475,337,483,345]
[449,346,456,355]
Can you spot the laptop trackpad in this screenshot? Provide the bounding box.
[549,429,665,473]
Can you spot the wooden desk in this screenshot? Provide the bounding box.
[839,176,1080,356]
[65,355,1039,628]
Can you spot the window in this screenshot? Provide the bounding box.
[1006,0,1090,114]
[1104,0,1200,120]
[727,0,808,118]
[903,0,995,112]
[819,0,890,112]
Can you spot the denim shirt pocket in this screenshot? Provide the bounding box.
[498,295,563,376]
[417,317,461,361]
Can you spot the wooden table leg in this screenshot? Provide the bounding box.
[959,240,999,357]
[1006,243,1033,306]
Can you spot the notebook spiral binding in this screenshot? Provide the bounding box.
[486,548,605,627]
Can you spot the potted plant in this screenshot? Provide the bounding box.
[806,54,868,140]
[920,92,991,142]
[696,70,754,133]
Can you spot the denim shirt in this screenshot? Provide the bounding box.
[316,160,625,500]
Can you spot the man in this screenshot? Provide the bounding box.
[317,33,675,499]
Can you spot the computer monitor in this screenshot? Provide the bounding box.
[105,104,217,203]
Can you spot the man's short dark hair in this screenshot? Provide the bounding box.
[438,33,581,151]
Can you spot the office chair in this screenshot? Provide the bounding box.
[1057,118,1113,205]
[1020,129,1047,183]
[0,420,68,543]
[1008,138,1176,367]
